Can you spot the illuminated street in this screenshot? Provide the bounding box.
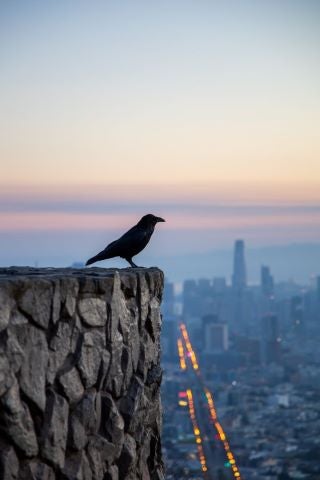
[174,323,242,479]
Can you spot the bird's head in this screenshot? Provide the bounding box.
[138,214,166,228]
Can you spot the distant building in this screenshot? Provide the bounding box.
[182,279,215,317]
[269,393,289,408]
[162,280,177,360]
[290,295,304,334]
[202,315,228,353]
[234,336,261,365]
[202,314,219,329]
[212,277,227,293]
[261,313,281,364]
[198,278,211,294]
[232,240,247,292]
[182,279,198,316]
[162,316,178,361]
[261,265,274,297]
[231,240,249,332]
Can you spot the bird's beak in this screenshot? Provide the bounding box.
[156,217,165,223]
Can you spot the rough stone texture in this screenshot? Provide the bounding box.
[0,442,19,480]
[0,267,164,480]
[0,378,39,457]
[41,390,69,468]
[59,367,84,404]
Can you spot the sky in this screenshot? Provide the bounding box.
[1,1,320,280]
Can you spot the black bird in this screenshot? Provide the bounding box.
[85,214,165,268]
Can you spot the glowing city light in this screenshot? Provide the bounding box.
[186,388,209,474]
[179,323,242,480]
[179,324,200,373]
[177,338,187,370]
[179,391,187,398]
[204,388,242,479]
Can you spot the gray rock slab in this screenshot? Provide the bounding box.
[62,452,92,480]
[0,285,14,332]
[99,393,124,449]
[78,330,106,388]
[60,277,79,317]
[47,320,80,385]
[78,297,107,327]
[0,378,38,457]
[0,444,19,480]
[68,413,87,451]
[41,391,69,469]
[19,460,56,480]
[18,278,53,329]
[104,330,124,398]
[104,465,119,480]
[119,434,137,477]
[59,367,84,404]
[0,354,15,397]
[87,435,116,478]
[72,390,100,438]
[13,324,48,411]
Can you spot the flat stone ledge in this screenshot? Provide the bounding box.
[0,266,162,279]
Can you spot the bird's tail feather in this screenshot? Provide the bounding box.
[85,247,115,266]
[85,252,104,266]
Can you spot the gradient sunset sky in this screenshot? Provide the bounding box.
[1,1,320,276]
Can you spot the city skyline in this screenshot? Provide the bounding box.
[163,266,320,479]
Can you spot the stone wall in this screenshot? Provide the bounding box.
[0,267,164,480]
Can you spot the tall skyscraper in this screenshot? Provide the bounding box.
[232,240,247,291]
[261,265,274,297]
[261,313,281,364]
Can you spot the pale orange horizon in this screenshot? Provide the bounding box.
[1,180,320,205]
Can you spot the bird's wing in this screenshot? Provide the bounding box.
[104,226,150,258]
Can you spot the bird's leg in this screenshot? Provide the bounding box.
[125,258,138,268]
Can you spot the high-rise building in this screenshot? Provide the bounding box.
[202,315,229,353]
[261,313,281,364]
[261,265,274,297]
[198,278,211,294]
[231,240,248,332]
[162,316,177,361]
[232,240,247,291]
[212,277,227,293]
[182,279,197,316]
[202,314,219,329]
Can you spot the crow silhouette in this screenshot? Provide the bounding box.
[85,214,165,267]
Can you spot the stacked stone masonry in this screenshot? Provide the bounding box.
[0,267,164,480]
